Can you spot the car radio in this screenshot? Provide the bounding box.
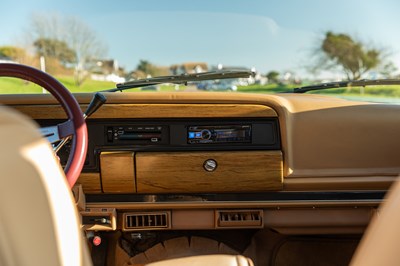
[106,125,168,144]
[187,125,251,144]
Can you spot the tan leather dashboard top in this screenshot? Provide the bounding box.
[2,92,400,191]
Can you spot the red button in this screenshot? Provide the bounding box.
[93,236,101,246]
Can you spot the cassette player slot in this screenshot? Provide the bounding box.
[119,132,162,141]
[107,125,167,144]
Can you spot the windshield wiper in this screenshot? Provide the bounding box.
[291,79,400,93]
[102,70,254,92]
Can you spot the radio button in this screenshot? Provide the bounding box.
[201,129,212,140]
[107,127,113,142]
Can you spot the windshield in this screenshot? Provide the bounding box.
[1,0,400,103]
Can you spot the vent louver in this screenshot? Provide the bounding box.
[123,212,170,231]
[216,210,263,228]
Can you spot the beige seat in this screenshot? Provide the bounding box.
[0,106,255,266]
[0,106,92,266]
[351,177,400,266]
[145,254,254,266]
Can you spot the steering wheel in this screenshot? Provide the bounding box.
[0,63,88,188]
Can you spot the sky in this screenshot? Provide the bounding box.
[1,0,400,77]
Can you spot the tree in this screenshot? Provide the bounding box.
[27,13,107,86]
[33,38,76,65]
[379,62,398,79]
[318,32,381,80]
[266,71,280,83]
[136,60,170,77]
[65,17,107,86]
[0,46,27,61]
[0,46,38,68]
[136,60,153,75]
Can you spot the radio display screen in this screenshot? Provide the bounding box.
[188,125,251,144]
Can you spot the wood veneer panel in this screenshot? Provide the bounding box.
[136,151,283,193]
[100,152,136,193]
[78,173,102,193]
[13,104,277,119]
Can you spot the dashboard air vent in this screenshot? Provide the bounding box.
[123,211,171,231]
[216,210,263,228]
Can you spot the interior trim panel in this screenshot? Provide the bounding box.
[3,92,398,232]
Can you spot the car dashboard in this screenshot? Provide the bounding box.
[2,91,400,235]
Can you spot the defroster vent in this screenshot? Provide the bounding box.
[123,211,171,231]
[216,209,263,228]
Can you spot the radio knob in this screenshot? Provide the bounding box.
[201,129,212,140]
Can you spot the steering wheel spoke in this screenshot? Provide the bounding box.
[40,126,62,144]
[40,120,75,144]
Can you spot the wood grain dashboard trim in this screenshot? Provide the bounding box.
[100,152,136,193]
[77,173,102,193]
[77,172,396,194]
[12,103,277,119]
[135,150,283,193]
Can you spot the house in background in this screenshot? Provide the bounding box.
[170,62,208,75]
[126,66,170,81]
[90,59,126,83]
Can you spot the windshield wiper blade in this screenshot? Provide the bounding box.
[291,79,400,93]
[102,70,254,92]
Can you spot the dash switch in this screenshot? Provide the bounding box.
[106,127,113,142]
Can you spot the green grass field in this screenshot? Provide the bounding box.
[238,84,400,96]
[0,76,115,94]
[237,84,400,101]
[237,84,295,93]
[0,76,183,94]
[1,76,400,102]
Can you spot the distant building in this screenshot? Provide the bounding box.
[210,64,249,72]
[170,62,208,75]
[90,59,126,83]
[126,66,170,81]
